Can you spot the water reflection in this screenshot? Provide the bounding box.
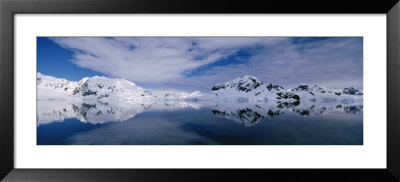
[37,99,147,125]
[37,99,363,145]
[209,100,362,127]
[38,99,363,127]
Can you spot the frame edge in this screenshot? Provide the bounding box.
[388,1,400,181]
[1,0,400,181]
[0,0,15,181]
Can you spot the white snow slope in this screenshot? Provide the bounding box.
[37,73,362,102]
[37,73,199,101]
[208,74,363,102]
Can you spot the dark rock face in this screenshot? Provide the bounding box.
[276,92,300,101]
[71,81,110,97]
[292,84,310,91]
[37,77,42,84]
[211,84,227,91]
[73,87,80,95]
[342,87,363,95]
[266,83,284,91]
[74,82,98,96]
[237,80,263,92]
[334,92,342,96]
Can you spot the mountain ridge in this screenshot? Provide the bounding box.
[208,74,362,101]
[37,73,363,102]
[37,73,199,100]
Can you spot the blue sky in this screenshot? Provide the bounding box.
[37,37,363,92]
[37,38,106,81]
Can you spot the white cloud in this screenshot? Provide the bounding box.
[50,37,362,92]
[164,37,363,91]
[52,37,282,84]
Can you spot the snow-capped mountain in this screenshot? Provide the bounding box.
[209,74,292,101]
[38,73,363,103]
[342,87,363,95]
[37,73,79,98]
[72,76,155,100]
[37,73,153,100]
[37,73,364,128]
[37,73,199,101]
[211,74,265,92]
[289,84,363,101]
[208,74,363,102]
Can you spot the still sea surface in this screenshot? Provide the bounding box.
[37,99,363,145]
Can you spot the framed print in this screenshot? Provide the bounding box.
[34,36,364,145]
[1,0,400,181]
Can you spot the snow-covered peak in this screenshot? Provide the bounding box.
[342,87,363,95]
[290,84,364,96]
[208,75,362,102]
[37,73,363,103]
[211,74,264,92]
[37,72,70,85]
[291,84,340,95]
[71,75,149,99]
[209,74,291,101]
[37,73,203,101]
[37,73,78,97]
[37,73,154,100]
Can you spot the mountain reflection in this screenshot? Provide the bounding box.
[209,99,362,127]
[37,99,363,127]
[37,99,200,125]
[212,108,266,127]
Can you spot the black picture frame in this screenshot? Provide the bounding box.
[1,0,399,181]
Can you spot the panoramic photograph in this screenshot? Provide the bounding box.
[36,37,363,145]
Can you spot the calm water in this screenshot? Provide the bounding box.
[37,99,363,145]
